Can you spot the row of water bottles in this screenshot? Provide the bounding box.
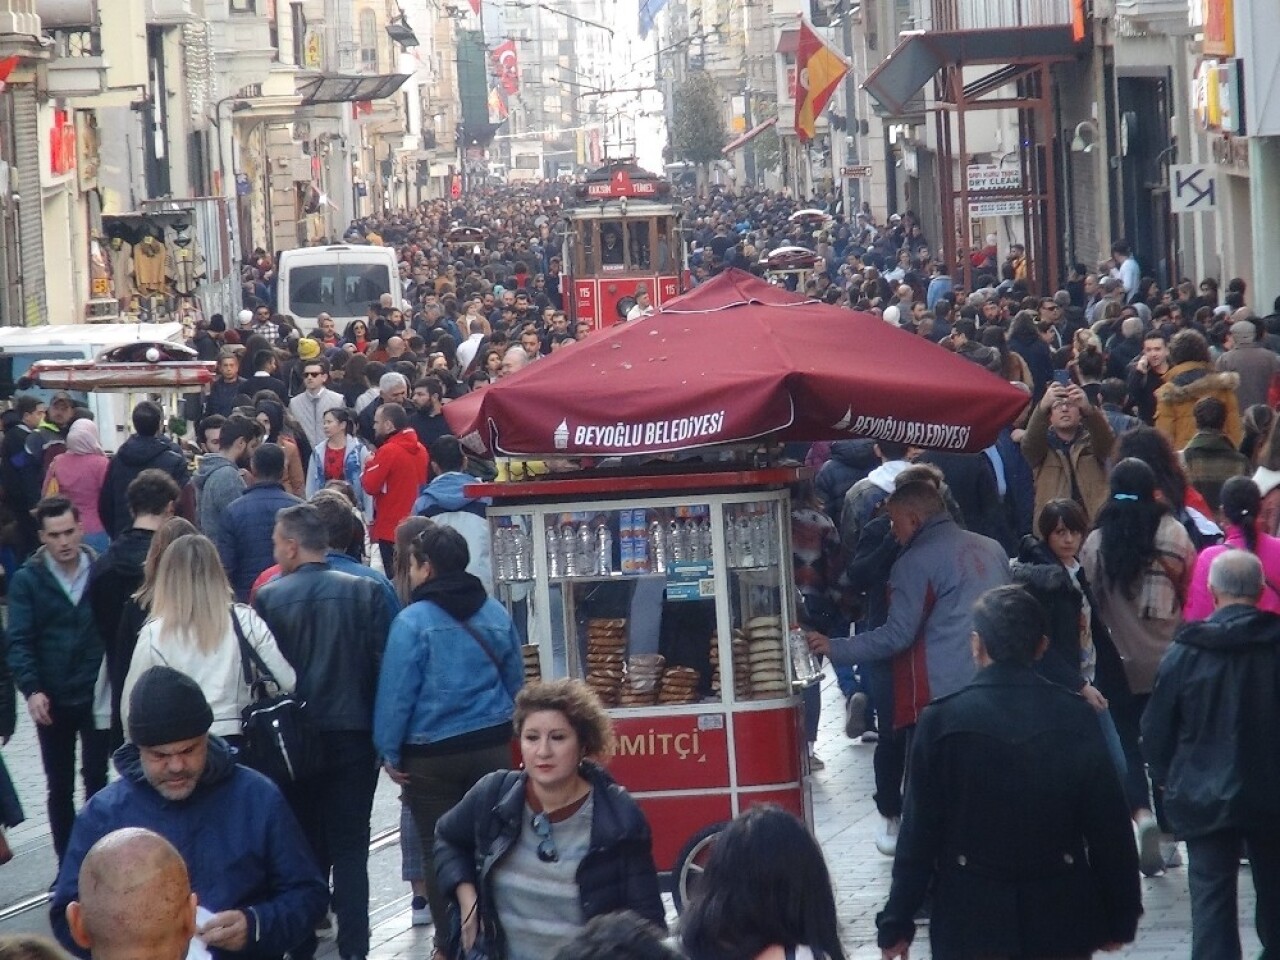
[493,525,535,582]
[648,518,713,574]
[547,522,614,577]
[725,511,780,568]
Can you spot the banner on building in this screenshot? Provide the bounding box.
[492,40,519,95]
[792,19,848,142]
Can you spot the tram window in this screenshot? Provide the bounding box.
[628,221,651,269]
[600,223,625,267]
[655,221,672,273]
[582,222,596,273]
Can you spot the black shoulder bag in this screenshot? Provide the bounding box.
[231,605,320,784]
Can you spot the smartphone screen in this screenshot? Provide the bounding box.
[1053,370,1071,386]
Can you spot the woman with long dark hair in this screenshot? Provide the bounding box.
[1081,458,1196,877]
[1115,426,1220,548]
[1183,476,1280,620]
[679,805,845,960]
[254,398,307,497]
[1011,499,1127,779]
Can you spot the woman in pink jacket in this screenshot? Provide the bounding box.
[1183,475,1280,620]
[43,418,110,551]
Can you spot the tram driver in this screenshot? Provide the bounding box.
[601,226,625,266]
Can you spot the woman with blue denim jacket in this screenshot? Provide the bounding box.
[304,408,373,515]
[373,523,525,958]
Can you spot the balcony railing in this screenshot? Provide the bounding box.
[932,0,1077,32]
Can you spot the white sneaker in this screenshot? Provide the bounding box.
[875,816,900,857]
[1136,813,1164,877]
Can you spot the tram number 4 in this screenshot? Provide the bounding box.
[1170,165,1217,214]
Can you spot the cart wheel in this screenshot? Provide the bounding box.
[671,821,727,913]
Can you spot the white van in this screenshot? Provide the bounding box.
[0,323,185,453]
[276,244,399,334]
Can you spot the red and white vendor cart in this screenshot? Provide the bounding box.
[470,466,817,910]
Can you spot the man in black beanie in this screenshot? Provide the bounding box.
[49,666,327,960]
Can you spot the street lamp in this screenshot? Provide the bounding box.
[386,5,419,47]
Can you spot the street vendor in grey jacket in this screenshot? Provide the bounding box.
[808,477,1010,732]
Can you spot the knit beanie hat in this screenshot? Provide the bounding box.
[128,666,214,747]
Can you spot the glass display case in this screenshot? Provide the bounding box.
[489,489,804,711]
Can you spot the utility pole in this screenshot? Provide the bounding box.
[840,1,859,217]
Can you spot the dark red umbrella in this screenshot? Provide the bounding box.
[444,269,1029,457]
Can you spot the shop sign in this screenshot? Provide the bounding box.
[1202,0,1233,57]
[49,109,76,176]
[965,163,1021,192]
[1193,59,1244,135]
[1169,165,1218,213]
[610,714,731,792]
[75,110,99,191]
[304,30,322,69]
[968,199,1023,217]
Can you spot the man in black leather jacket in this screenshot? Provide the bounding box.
[1143,549,1280,958]
[254,504,392,960]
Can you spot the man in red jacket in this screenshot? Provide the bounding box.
[361,403,428,572]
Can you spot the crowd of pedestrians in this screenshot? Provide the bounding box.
[0,179,1275,960]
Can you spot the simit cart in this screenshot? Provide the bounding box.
[469,465,820,910]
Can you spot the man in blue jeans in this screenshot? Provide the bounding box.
[1143,550,1280,959]
[255,504,392,960]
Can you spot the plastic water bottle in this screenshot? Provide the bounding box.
[493,527,511,582]
[737,516,756,567]
[596,524,614,575]
[576,523,593,575]
[668,519,686,563]
[649,520,668,574]
[511,528,530,581]
[789,625,822,685]
[546,525,562,578]
[562,524,578,576]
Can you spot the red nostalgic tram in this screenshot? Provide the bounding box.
[563,160,687,329]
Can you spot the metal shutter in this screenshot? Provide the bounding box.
[12,85,45,325]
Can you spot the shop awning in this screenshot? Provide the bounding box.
[775,29,799,55]
[862,25,1081,115]
[297,73,412,105]
[722,116,778,155]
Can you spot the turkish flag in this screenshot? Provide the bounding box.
[492,40,519,95]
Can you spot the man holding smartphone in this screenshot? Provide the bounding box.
[1020,381,1116,529]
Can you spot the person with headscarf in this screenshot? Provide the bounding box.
[44,419,110,552]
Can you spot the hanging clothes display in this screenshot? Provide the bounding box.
[108,237,134,304]
[133,235,168,295]
[165,222,207,296]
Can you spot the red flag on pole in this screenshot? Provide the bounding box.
[468,0,481,14]
[793,19,848,142]
[492,40,519,95]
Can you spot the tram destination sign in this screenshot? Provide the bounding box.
[585,178,659,198]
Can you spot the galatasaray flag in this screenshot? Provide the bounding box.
[793,19,849,142]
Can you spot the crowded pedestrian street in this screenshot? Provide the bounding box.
[3,0,1280,956]
[0,678,1262,958]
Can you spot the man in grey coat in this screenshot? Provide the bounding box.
[192,415,261,542]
